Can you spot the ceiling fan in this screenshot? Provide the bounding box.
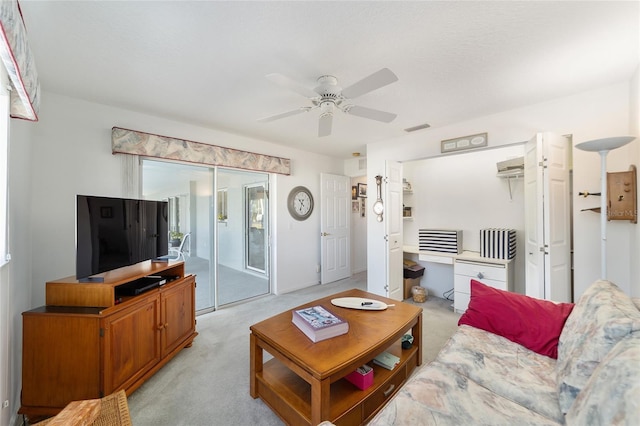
[258,68,399,137]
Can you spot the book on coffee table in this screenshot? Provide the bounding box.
[373,351,400,370]
[292,305,349,342]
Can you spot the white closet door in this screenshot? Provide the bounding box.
[524,133,571,302]
[525,134,545,299]
[385,161,404,301]
[543,133,572,302]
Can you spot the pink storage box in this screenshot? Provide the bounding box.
[345,365,374,390]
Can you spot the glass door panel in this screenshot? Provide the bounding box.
[216,169,269,306]
[143,160,270,312]
[142,159,215,312]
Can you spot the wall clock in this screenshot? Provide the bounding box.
[287,186,314,221]
[373,175,384,222]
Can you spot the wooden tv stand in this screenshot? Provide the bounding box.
[19,260,198,421]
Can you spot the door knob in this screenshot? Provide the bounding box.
[321,232,330,236]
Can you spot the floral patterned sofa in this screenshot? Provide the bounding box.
[367,279,640,425]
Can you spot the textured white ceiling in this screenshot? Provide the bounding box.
[19,1,639,159]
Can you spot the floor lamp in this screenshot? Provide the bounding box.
[575,136,635,279]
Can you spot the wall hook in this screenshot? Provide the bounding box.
[579,191,601,197]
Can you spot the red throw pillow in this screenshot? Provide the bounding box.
[458,279,574,358]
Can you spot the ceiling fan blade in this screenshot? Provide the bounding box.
[341,68,398,99]
[345,105,397,123]
[318,113,333,137]
[257,108,308,123]
[265,73,318,98]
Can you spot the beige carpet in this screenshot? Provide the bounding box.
[127,272,460,425]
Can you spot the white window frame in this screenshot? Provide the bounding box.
[0,70,9,268]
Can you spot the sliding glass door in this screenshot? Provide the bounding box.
[142,160,270,313]
[216,169,269,306]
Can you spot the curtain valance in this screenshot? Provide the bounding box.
[0,0,40,121]
[112,127,291,176]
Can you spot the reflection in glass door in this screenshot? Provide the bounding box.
[216,169,269,306]
[142,159,215,312]
[142,160,270,312]
[246,183,267,273]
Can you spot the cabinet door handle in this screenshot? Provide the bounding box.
[383,384,395,397]
[477,272,484,279]
[157,323,165,330]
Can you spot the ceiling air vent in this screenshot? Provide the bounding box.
[404,123,431,133]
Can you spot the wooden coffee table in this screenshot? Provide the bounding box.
[250,289,422,425]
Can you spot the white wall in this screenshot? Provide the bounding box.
[367,81,639,300]
[5,112,35,425]
[402,145,526,298]
[20,91,342,307]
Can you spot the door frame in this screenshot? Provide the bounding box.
[320,173,351,284]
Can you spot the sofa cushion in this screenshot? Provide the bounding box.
[367,361,560,426]
[436,325,563,423]
[458,279,574,358]
[564,332,640,425]
[556,280,640,414]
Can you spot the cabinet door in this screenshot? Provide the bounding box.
[102,295,161,394]
[161,275,196,357]
[22,313,101,409]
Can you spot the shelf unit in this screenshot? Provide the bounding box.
[19,260,198,421]
[403,180,413,219]
[256,339,418,425]
[497,170,524,200]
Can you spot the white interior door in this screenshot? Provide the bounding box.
[320,173,351,284]
[524,133,571,302]
[524,134,544,299]
[385,161,403,301]
[543,133,571,302]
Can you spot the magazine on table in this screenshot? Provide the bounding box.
[292,305,349,342]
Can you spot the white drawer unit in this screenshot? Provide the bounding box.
[453,258,514,313]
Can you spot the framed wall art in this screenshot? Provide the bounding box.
[441,132,488,153]
[357,183,367,198]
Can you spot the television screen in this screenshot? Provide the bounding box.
[76,195,169,280]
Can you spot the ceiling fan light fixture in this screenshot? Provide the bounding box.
[319,101,335,117]
[260,68,399,137]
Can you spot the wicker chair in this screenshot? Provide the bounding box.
[33,390,131,426]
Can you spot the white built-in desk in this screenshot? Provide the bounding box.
[403,246,514,313]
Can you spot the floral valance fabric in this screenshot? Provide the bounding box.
[0,0,40,121]
[112,127,291,175]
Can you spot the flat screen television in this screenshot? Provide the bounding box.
[76,195,169,281]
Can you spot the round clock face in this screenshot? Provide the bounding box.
[287,186,314,220]
[372,200,384,215]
